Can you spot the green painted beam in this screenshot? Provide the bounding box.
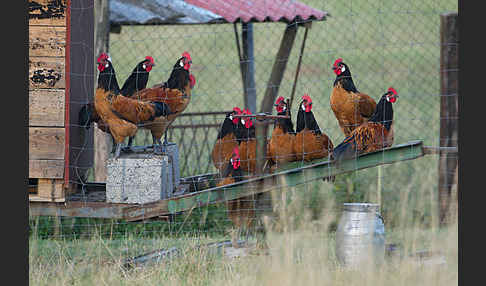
[124,140,425,220]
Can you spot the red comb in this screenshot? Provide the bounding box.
[231,147,241,169]
[145,56,154,64]
[388,87,397,95]
[97,52,109,63]
[275,96,285,105]
[233,107,242,114]
[242,109,253,128]
[333,58,343,67]
[182,51,191,60]
[302,94,312,103]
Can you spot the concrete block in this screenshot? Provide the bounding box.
[106,144,180,204]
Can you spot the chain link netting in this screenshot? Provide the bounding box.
[30,0,458,244]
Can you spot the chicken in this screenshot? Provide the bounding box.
[93,53,171,158]
[127,52,195,152]
[79,55,155,150]
[294,94,334,162]
[330,58,377,137]
[211,107,242,176]
[120,56,155,97]
[333,87,398,162]
[235,108,257,174]
[217,146,255,248]
[267,97,297,169]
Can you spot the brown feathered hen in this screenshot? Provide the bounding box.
[333,87,398,162]
[330,58,377,137]
[211,107,242,176]
[267,97,297,169]
[127,52,195,152]
[217,146,256,248]
[93,53,171,158]
[294,94,334,162]
[235,109,257,174]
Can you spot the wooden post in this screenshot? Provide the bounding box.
[234,22,257,113]
[254,120,267,176]
[260,23,299,114]
[93,0,111,182]
[289,22,311,109]
[242,23,257,113]
[438,12,458,226]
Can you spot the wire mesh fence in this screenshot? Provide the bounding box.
[29,0,458,248]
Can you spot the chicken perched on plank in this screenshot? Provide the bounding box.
[127,52,196,152]
[78,55,155,150]
[235,109,257,174]
[333,87,398,162]
[330,58,377,137]
[93,53,171,158]
[294,94,333,162]
[211,107,242,176]
[217,146,255,248]
[267,97,297,169]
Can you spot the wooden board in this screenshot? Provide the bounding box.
[29,0,67,26]
[29,56,65,89]
[37,178,64,200]
[29,194,65,203]
[29,159,64,178]
[29,127,65,160]
[29,25,66,57]
[123,141,425,221]
[29,89,65,126]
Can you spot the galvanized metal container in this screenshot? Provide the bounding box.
[335,203,386,268]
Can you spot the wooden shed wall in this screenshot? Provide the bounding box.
[29,0,95,200]
[29,0,68,181]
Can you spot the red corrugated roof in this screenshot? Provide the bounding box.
[185,0,328,23]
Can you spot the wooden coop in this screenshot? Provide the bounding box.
[29,0,94,202]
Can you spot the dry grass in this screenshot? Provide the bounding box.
[29,175,457,286]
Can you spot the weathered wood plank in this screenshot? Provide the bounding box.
[29,56,65,89]
[123,141,425,221]
[37,178,65,200]
[439,12,459,226]
[29,194,65,203]
[29,159,64,178]
[29,201,126,218]
[29,25,66,57]
[29,127,65,160]
[29,89,65,126]
[29,0,67,26]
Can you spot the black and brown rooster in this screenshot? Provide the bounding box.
[332,87,398,162]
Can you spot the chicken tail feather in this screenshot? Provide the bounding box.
[332,134,357,163]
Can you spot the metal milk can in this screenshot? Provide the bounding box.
[335,203,386,268]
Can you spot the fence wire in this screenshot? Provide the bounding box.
[29,0,458,241]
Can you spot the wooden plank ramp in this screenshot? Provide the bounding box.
[29,140,430,220]
[122,140,426,221]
